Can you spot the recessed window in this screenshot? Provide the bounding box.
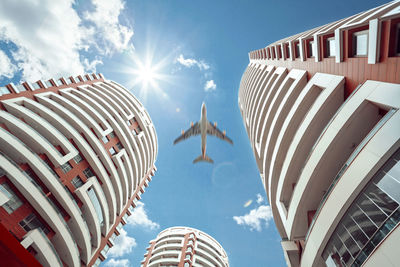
[0,183,23,214]
[109,131,115,138]
[32,82,41,90]
[57,79,64,86]
[45,80,53,88]
[102,135,109,144]
[326,37,335,57]
[83,167,95,178]
[74,76,81,83]
[19,213,49,234]
[353,30,368,56]
[116,142,123,150]
[88,188,104,226]
[73,153,83,164]
[295,42,300,58]
[60,162,72,173]
[0,86,11,96]
[15,84,27,93]
[308,40,314,58]
[109,147,116,155]
[396,23,400,56]
[71,176,84,189]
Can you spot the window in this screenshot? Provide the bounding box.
[101,244,110,255]
[74,76,81,83]
[109,147,116,156]
[185,254,191,260]
[67,78,73,84]
[308,40,314,58]
[88,188,104,226]
[326,37,335,57]
[15,84,27,93]
[32,82,41,90]
[396,23,400,55]
[19,213,49,234]
[71,176,84,189]
[109,131,115,138]
[83,75,89,81]
[0,183,23,214]
[102,135,109,144]
[45,80,53,88]
[116,142,123,150]
[60,162,72,173]
[353,30,368,56]
[57,79,64,86]
[83,167,95,178]
[295,42,300,58]
[73,153,83,164]
[323,149,400,267]
[0,86,10,96]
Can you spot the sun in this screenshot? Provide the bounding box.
[135,63,156,87]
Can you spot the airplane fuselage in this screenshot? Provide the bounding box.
[200,103,207,158]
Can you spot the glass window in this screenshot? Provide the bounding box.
[45,80,53,88]
[116,142,123,150]
[295,43,300,58]
[19,213,49,234]
[308,41,314,57]
[396,24,400,55]
[102,135,109,144]
[71,176,84,189]
[0,86,11,96]
[74,76,81,83]
[93,258,102,267]
[0,183,23,214]
[323,149,400,266]
[327,38,335,57]
[83,167,95,178]
[353,30,368,56]
[67,78,73,84]
[73,153,83,164]
[109,147,116,155]
[109,131,115,138]
[32,82,41,90]
[88,188,104,226]
[60,162,72,173]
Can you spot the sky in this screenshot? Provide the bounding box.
[0,0,391,266]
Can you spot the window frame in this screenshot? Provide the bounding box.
[352,30,369,57]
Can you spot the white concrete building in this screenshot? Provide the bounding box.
[142,226,229,267]
[240,2,400,266]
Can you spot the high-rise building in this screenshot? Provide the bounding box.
[239,2,400,267]
[141,226,229,267]
[0,74,158,267]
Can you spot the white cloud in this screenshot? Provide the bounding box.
[256,193,264,204]
[127,202,160,230]
[0,50,17,79]
[0,0,133,81]
[108,229,137,257]
[84,0,133,55]
[176,54,210,70]
[105,258,131,267]
[204,79,216,91]
[233,205,273,231]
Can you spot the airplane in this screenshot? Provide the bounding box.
[173,102,233,164]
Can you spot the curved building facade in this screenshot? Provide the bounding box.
[142,226,229,267]
[239,2,400,267]
[0,74,158,267]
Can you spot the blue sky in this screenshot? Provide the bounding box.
[0,0,390,266]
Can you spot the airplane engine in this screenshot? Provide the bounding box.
[223,130,226,136]
[191,121,194,127]
[214,122,217,127]
[181,130,184,135]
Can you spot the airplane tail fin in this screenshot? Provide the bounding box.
[193,154,214,164]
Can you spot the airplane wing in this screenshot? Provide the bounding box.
[206,121,233,144]
[173,122,201,145]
